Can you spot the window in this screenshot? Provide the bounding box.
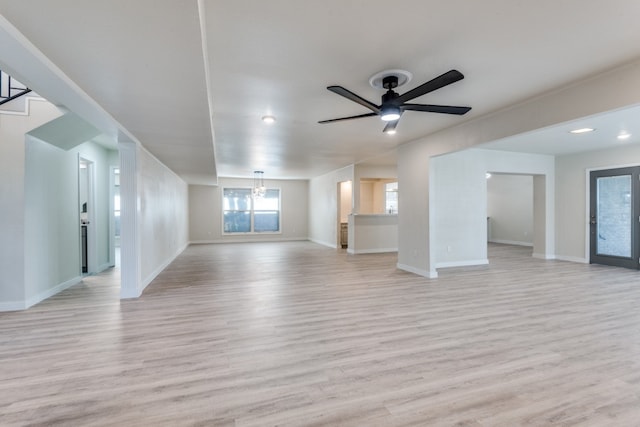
[385,182,398,214]
[223,188,280,233]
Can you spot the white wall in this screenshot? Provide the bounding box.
[348,214,398,254]
[373,181,386,213]
[484,150,555,260]
[359,179,395,214]
[78,141,115,270]
[0,100,118,311]
[119,141,189,298]
[397,139,434,277]
[353,164,396,214]
[308,165,354,248]
[533,175,547,258]
[0,100,61,309]
[139,144,189,289]
[24,137,80,303]
[189,177,309,243]
[108,149,119,265]
[339,181,352,223]
[487,174,534,246]
[556,142,640,262]
[359,181,375,214]
[397,60,640,277]
[431,149,554,269]
[23,136,115,306]
[431,150,488,268]
[308,163,394,248]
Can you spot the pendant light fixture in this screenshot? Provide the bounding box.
[252,170,266,198]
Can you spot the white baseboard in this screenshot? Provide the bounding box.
[190,237,310,245]
[489,239,533,247]
[554,254,589,264]
[137,242,189,296]
[308,238,337,249]
[21,275,83,310]
[120,286,142,299]
[0,300,27,312]
[97,262,114,273]
[348,247,398,254]
[532,252,556,260]
[397,263,438,279]
[1,270,108,311]
[436,259,489,269]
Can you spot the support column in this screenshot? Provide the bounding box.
[396,140,437,278]
[532,173,556,259]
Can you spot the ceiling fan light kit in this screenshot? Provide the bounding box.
[381,105,401,121]
[319,69,471,133]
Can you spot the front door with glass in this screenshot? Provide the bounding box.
[589,167,640,269]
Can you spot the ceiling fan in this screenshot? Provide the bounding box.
[319,69,471,134]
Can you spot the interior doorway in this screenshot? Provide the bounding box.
[110,166,121,268]
[79,157,96,274]
[337,180,352,249]
[487,173,534,248]
[589,166,640,269]
[486,172,548,260]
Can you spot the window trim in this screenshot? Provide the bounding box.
[385,181,398,214]
[221,186,282,235]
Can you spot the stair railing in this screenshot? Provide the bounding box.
[0,70,32,106]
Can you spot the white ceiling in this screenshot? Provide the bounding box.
[1,1,640,181]
[480,104,640,156]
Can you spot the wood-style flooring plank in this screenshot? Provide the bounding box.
[1,242,640,426]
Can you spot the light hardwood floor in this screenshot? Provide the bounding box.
[2,242,640,426]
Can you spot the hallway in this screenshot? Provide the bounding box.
[1,243,640,426]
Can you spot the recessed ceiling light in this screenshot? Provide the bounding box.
[618,132,631,140]
[384,129,397,135]
[262,115,276,124]
[569,127,595,134]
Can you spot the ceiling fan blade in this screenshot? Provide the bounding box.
[396,70,465,103]
[383,120,399,134]
[327,86,380,113]
[318,112,378,124]
[402,103,471,115]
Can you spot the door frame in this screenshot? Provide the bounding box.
[79,156,98,274]
[588,166,640,269]
[337,180,352,249]
[109,165,119,267]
